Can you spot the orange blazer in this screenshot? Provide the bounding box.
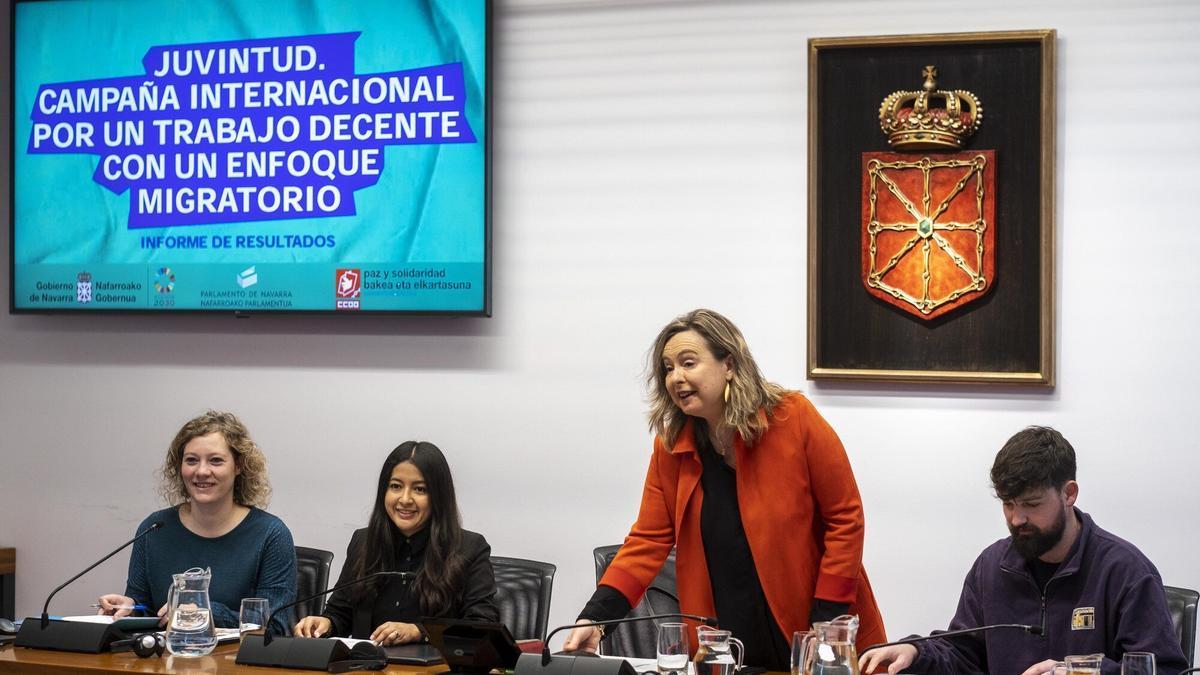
[599,393,886,649]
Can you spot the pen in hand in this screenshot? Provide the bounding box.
[91,603,150,612]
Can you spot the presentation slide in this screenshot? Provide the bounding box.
[12,0,490,314]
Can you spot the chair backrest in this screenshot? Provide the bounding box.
[592,544,678,659]
[1164,584,1198,667]
[492,556,557,641]
[295,546,335,618]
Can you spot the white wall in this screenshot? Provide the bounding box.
[2,0,1198,650]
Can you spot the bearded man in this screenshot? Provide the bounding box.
[861,426,1187,675]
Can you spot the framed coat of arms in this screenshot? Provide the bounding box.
[806,30,1056,385]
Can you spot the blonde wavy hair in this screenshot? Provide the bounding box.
[159,411,271,508]
[647,309,789,449]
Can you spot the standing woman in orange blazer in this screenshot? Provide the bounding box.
[562,309,885,669]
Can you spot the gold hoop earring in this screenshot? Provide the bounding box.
[723,381,731,403]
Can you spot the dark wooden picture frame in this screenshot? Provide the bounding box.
[806,30,1056,385]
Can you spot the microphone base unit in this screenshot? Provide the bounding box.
[236,635,352,670]
[14,618,125,653]
[514,653,638,675]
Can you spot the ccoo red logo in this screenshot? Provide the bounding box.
[335,268,361,298]
[335,268,361,309]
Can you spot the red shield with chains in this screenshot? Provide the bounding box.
[861,150,995,320]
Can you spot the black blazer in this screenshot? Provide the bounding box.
[321,527,499,638]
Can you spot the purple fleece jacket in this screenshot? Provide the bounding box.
[910,510,1187,675]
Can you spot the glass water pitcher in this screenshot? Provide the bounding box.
[164,567,217,657]
[806,615,860,675]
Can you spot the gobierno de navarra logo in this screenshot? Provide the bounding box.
[26,33,476,229]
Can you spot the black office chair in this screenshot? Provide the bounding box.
[295,546,335,617]
[492,556,556,641]
[1165,585,1199,667]
[592,544,678,658]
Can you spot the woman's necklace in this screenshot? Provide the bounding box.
[709,429,734,457]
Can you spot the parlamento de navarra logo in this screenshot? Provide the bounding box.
[27,33,476,228]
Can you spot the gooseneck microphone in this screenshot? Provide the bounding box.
[237,570,414,671]
[15,522,163,653]
[41,521,163,628]
[543,613,719,665]
[858,622,1043,655]
[540,612,718,666]
[511,612,719,675]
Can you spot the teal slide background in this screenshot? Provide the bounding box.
[13,0,487,312]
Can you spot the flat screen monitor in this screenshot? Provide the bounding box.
[10,0,491,315]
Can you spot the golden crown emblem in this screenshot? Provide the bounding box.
[879,66,983,150]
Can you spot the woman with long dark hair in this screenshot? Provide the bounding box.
[293,441,498,644]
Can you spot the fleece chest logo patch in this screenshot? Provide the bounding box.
[1071,607,1096,631]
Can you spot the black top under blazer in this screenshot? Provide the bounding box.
[321,527,499,638]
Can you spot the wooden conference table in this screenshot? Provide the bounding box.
[0,641,441,674]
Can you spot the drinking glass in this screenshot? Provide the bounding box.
[657,622,690,675]
[791,630,814,675]
[1065,653,1104,675]
[239,598,270,641]
[1121,652,1155,675]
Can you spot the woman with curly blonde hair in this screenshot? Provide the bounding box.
[564,309,885,669]
[98,411,297,635]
